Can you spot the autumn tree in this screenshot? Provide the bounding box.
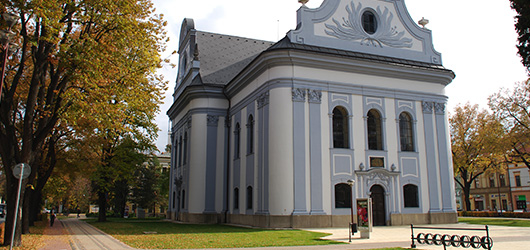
[0,0,167,246]
[108,137,148,218]
[131,156,159,213]
[450,103,507,211]
[489,80,530,169]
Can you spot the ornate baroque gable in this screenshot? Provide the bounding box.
[287,0,443,65]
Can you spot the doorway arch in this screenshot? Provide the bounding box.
[370,185,386,226]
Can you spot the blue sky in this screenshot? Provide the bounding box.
[152,0,528,152]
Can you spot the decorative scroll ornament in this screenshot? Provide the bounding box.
[434,102,446,114]
[186,116,192,128]
[307,89,322,103]
[366,171,391,187]
[292,88,306,102]
[207,115,219,127]
[325,1,413,48]
[225,116,231,128]
[422,101,433,113]
[258,91,270,109]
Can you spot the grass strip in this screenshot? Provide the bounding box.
[88,218,344,249]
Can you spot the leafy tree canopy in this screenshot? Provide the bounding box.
[510,0,530,72]
[0,0,167,246]
[450,103,507,211]
[489,80,530,169]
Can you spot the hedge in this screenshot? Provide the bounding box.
[459,211,530,218]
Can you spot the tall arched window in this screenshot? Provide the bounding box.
[399,112,414,152]
[367,109,383,150]
[246,186,253,210]
[247,115,254,154]
[172,191,176,209]
[403,184,419,208]
[333,107,349,148]
[181,190,186,209]
[234,123,240,159]
[234,187,239,210]
[334,183,352,208]
[178,135,183,166]
[183,132,188,164]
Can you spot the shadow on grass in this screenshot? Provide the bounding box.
[85,218,345,249]
[87,218,296,235]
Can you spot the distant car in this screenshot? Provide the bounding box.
[0,203,6,218]
[42,208,50,214]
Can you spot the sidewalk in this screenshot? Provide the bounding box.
[61,216,133,250]
[45,216,530,250]
[38,220,71,250]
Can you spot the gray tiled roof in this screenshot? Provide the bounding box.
[196,31,275,85]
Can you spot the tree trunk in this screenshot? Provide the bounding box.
[463,188,471,211]
[29,189,44,226]
[97,191,107,222]
[2,172,26,246]
[22,186,34,234]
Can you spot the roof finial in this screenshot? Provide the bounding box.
[298,0,309,6]
[418,17,429,29]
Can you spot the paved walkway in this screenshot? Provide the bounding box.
[39,220,72,250]
[45,216,530,250]
[61,217,133,250]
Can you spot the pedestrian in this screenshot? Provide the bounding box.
[76,207,80,218]
[50,210,56,227]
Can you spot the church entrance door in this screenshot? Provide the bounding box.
[370,185,386,226]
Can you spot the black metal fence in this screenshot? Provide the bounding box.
[410,224,493,250]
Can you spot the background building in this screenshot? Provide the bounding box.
[508,163,530,212]
[465,172,511,211]
[167,0,457,228]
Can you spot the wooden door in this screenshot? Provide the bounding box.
[370,185,386,226]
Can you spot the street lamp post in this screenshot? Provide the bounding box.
[347,179,355,242]
[497,174,504,215]
[0,12,19,103]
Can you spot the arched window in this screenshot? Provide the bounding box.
[247,115,254,154]
[234,123,241,159]
[172,191,176,209]
[180,54,188,78]
[333,107,349,148]
[183,132,188,164]
[246,186,253,209]
[334,183,352,208]
[361,11,377,35]
[403,184,419,208]
[367,109,383,150]
[178,135,183,166]
[399,112,414,152]
[181,190,186,209]
[234,187,239,210]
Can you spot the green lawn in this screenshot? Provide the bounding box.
[87,218,344,249]
[458,217,530,227]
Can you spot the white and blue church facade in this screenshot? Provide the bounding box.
[167,0,457,228]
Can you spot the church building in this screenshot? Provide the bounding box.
[167,0,457,228]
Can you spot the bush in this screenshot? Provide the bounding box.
[86,212,98,218]
[458,211,530,218]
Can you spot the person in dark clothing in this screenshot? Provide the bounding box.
[50,211,56,227]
